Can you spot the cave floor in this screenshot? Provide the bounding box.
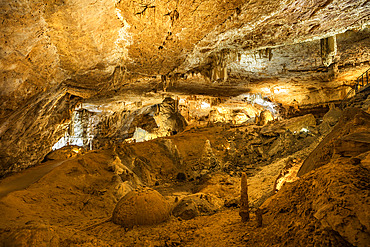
[0,150,292,246]
[0,114,369,246]
[0,160,70,199]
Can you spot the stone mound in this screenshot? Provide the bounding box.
[172,193,222,220]
[112,187,171,228]
[261,151,370,247]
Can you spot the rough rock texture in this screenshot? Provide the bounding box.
[179,0,370,72]
[298,108,370,176]
[104,97,187,143]
[260,114,316,136]
[260,151,370,247]
[322,107,343,126]
[0,0,126,119]
[0,226,60,247]
[112,187,171,228]
[0,112,367,246]
[335,132,370,157]
[172,193,223,220]
[0,0,369,175]
[0,86,80,177]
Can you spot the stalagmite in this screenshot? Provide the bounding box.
[256,208,263,227]
[239,172,249,221]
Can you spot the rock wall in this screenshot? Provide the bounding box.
[0,86,80,177]
[179,0,370,72]
[0,0,369,175]
[0,0,128,121]
[225,28,370,79]
[337,28,370,68]
[228,40,322,78]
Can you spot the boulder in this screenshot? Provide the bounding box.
[257,110,274,126]
[298,108,370,177]
[334,132,370,157]
[261,114,316,136]
[112,187,171,228]
[283,114,316,133]
[322,107,342,126]
[172,193,222,220]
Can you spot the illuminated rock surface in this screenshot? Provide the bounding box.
[112,187,171,228]
[0,0,369,246]
[1,0,369,174]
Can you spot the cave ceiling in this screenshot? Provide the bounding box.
[1,0,369,106]
[0,0,369,176]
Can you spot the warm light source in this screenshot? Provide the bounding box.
[201,101,211,109]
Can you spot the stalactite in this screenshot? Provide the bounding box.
[320,35,337,67]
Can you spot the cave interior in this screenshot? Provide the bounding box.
[0,0,369,246]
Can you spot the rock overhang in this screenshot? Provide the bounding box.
[0,0,369,176]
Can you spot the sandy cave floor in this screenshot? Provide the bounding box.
[0,151,300,247]
[0,116,369,246]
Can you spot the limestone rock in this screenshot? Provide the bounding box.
[112,187,171,228]
[113,180,134,200]
[0,87,79,177]
[334,132,370,157]
[322,107,342,126]
[318,121,333,136]
[0,226,60,247]
[172,193,222,220]
[261,114,316,136]
[119,97,187,142]
[283,114,316,133]
[200,140,220,170]
[45,146,84,161]
[0,0,369,177]
[298,108,370,177]
[154,97,187,136]
[257,110,274,126]
[261,152,370,247]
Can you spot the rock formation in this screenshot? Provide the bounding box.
[298,108,370,176]
[112,187,171,228]
[239,172,249,222]
[1,0,369,176]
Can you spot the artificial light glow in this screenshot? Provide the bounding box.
[240,93,277,113]
[273,87,288,94]
[133,127,158,142]
[261,87,271,94]
[115,8,124,21]
[201,102,211,109]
